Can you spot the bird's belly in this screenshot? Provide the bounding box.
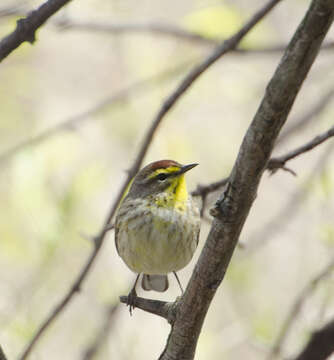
[117,206,197,274]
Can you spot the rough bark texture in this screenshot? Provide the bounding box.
[0,0,73,62]
[159,1,334,359]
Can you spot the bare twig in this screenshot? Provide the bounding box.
[268,125,334,174]
[243,143,334,251]
[192,125,334,199]
[293,317,334,360]
[51,18,334,54]
[81,304,119,360]
[0,59,193,165]
[268,257,334,359]
[0,0,73,62]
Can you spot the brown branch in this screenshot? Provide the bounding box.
[268,124,334,174]
[119,296,177,323]
[192,125,334,198]
[293,317,334,360]
[155,1,332,359]
[0,59,193,165]
[81,303,119,360]
[243,143,334,251]
[268,257,334,359]
[0,0,73,62]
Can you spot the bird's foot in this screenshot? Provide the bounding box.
[126,288,137,316]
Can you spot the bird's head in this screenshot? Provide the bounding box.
[126,160,198,203]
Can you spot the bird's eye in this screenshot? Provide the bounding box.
[156,173,168,181]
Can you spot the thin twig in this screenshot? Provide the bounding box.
[81,304,119,360]
[268,125,334,174]
[0,0,73,62]
[192,125,334,198]
[268,257,334,360]
[0,59,193,165]
[243,143,334,251]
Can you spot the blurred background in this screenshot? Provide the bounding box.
[0,0,334,359]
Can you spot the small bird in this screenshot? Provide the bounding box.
[115,160,200,312]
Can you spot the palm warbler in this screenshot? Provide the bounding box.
[115,160,200,310]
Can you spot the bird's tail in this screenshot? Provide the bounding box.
[141,274,169,292]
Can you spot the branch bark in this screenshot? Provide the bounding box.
[0,0,73,62]
[124,1,334,359]
[293,318,334,360]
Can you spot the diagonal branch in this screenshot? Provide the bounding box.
[0,0,73,62]
[120,2,334,360]
[269,257,334,359]
[268,124,334,174]
[293,317,334,360]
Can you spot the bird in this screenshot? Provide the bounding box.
[115,160,200,312]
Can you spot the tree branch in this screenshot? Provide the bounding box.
[124,1,333,359]
[0,0,73,62]
[293,317,334,360]
[192,124,334,198]
[268,257,334,359]
[267,124,334,174]
[243,142,334,251]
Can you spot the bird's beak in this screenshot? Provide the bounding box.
[179,163,198,175]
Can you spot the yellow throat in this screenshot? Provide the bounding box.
[155,174,188,210]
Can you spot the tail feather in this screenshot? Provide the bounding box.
[141,274,169,292]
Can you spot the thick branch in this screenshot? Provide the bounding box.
[0,0,73,62]
[293,318,334,360]
[158,1,334,360]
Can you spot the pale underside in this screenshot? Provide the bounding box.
[115,196,200,275]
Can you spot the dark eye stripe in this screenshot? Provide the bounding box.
[156,173,168,181]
